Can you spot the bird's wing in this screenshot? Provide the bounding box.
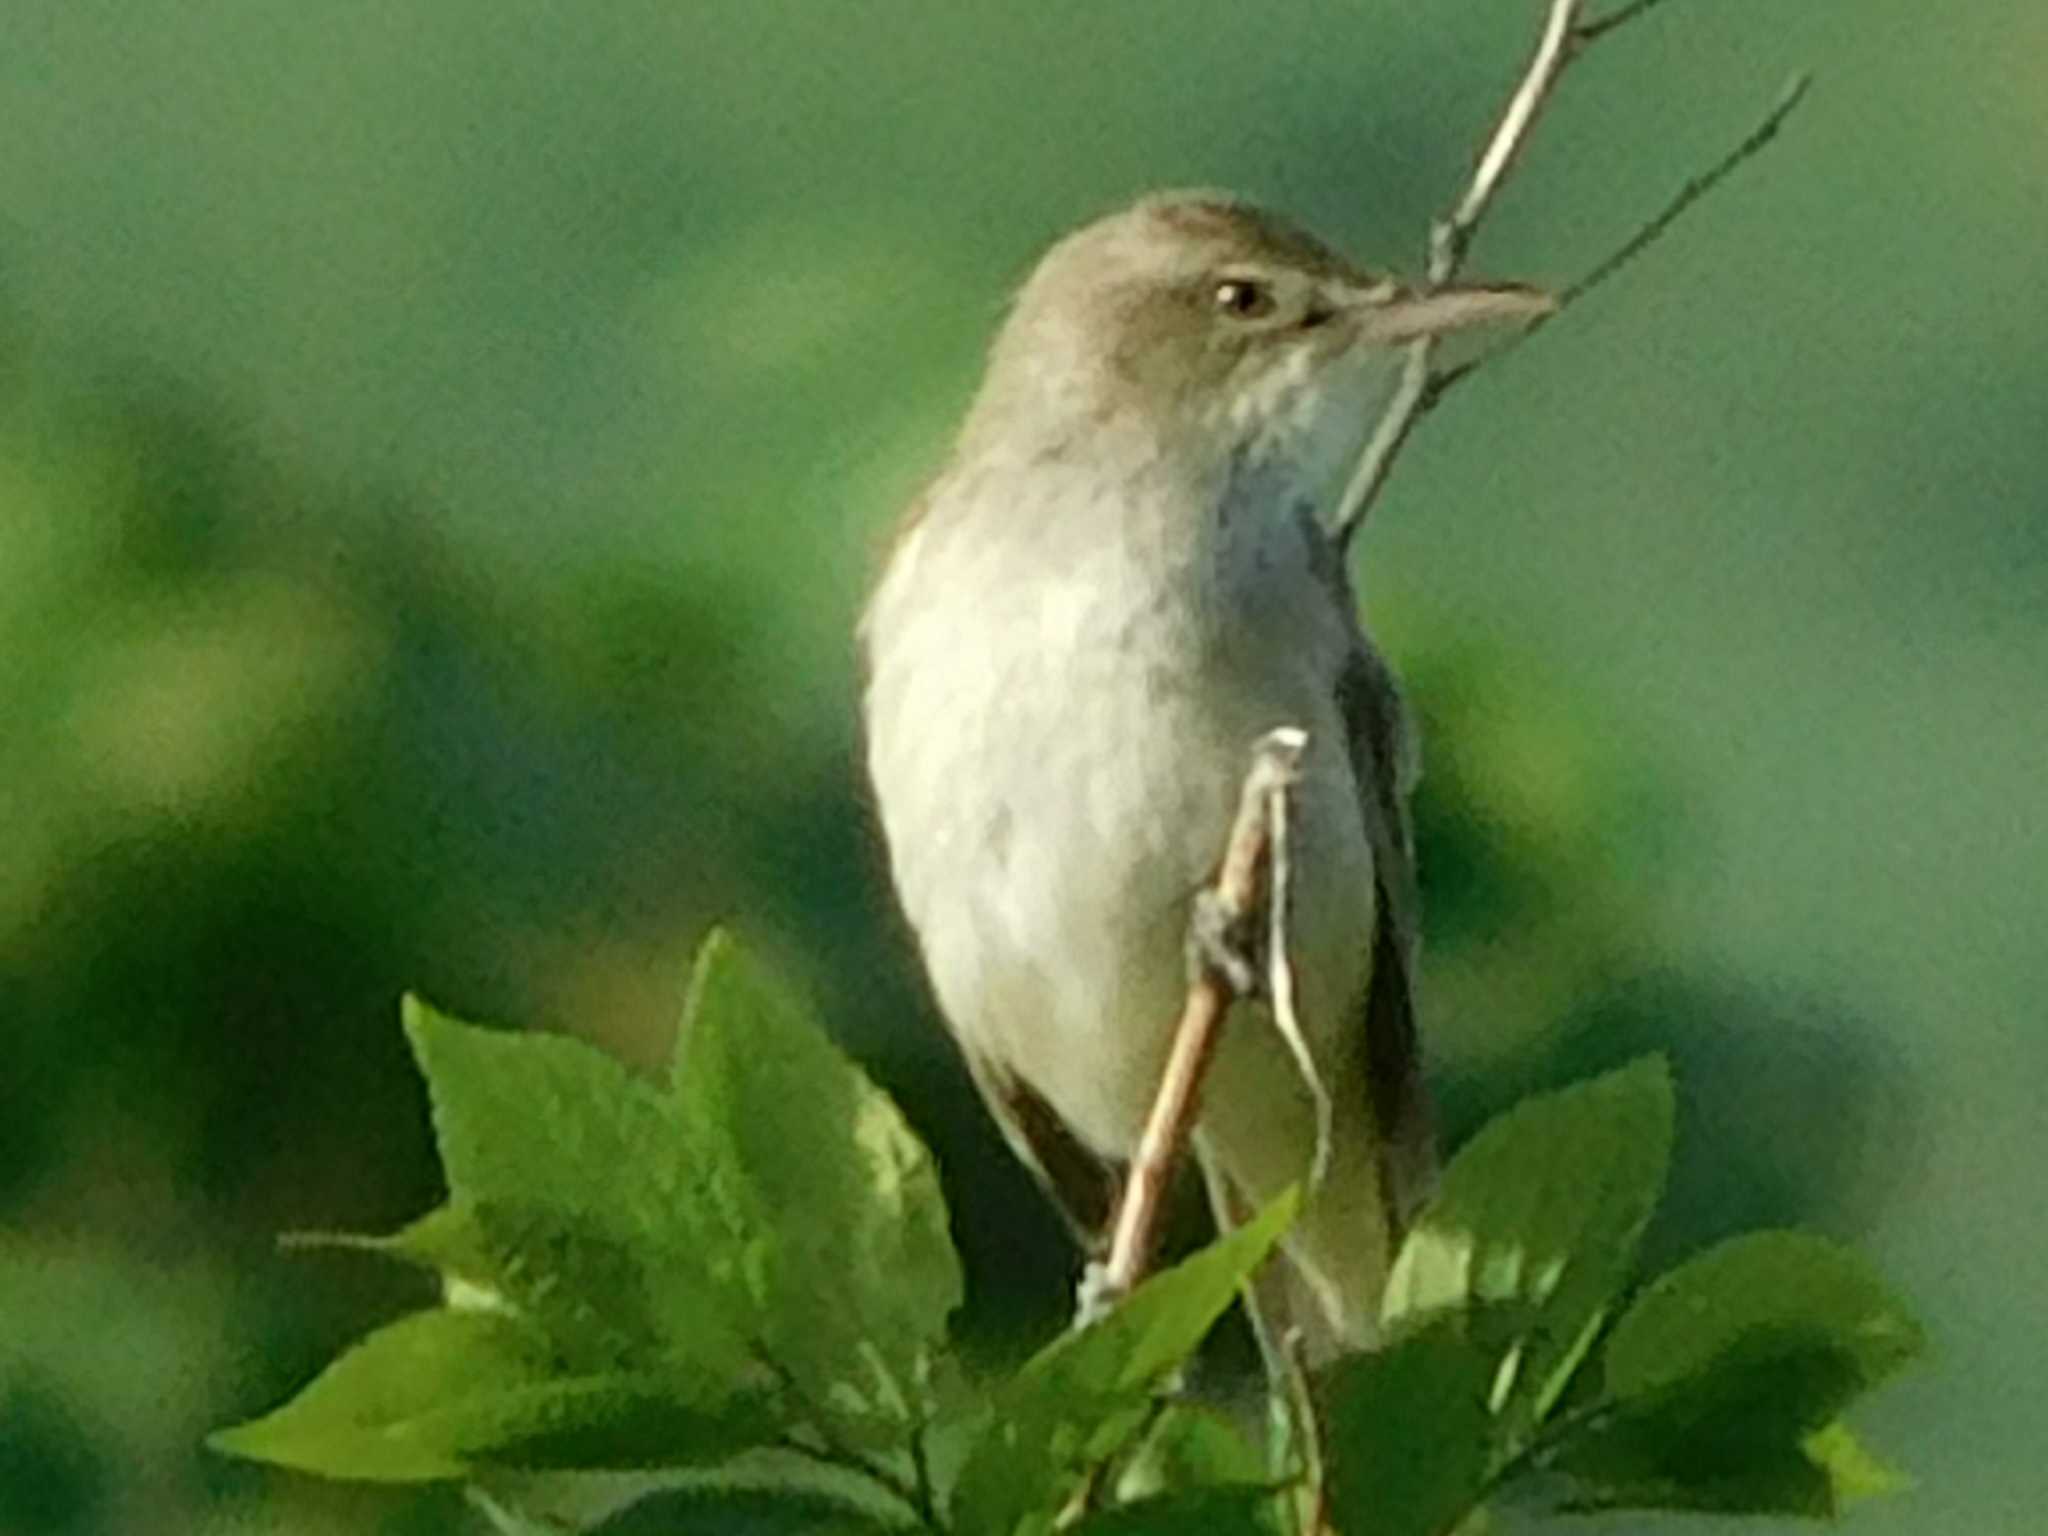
[1309,524,1439,1228]
[959,1043,1121,1252]
[1337,645,1439,1226]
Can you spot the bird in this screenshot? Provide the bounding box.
[860,190,1549,1367]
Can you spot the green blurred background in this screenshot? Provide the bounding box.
[2,0,2041,1530]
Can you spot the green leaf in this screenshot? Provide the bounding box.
[1544,1231,1923,1517]
[951,1189,1299,1536]
[1382,1056,1673,1436]
[670,930,963,1445]
[294,1204,703,1371]
[396,1002,756,1379]
[583,1484,907,1534]
[1115,1404,1268,1501]
[208,1310,776,1482]
[1322,1317,1498,1536]
[403,995,689,1217]
[1598,1230,1922,1400]
[223,934,975,1484]
[1071,1485,1281,1536]
[1801,1421,1909,1507]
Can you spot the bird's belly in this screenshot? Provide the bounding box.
[873,600,1374,1157]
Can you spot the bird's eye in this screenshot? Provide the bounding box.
[1212,278,1275,320]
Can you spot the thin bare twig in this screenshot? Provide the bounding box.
[1437,0,1585,279]
[1566,71,1813,304]
[1332,0,1584,549]
[1576,0,1678,45]
[1432,72,1815,400]
[1331,339,1433,553]
[1331,0,1812,551]
[1094,728,1308,1303]
[1548,75,1810,325]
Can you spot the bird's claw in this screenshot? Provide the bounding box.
[1188,888,1264,998]
[1075,1261,1124,1330]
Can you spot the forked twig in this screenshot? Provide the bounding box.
[1331,0,1813,549]
[1577,0,1677,44]
[1434,72,1815,398]
[1435,0,1584,278]
[1330,0,1586,547]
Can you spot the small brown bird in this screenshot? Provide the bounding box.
[861,191,1549,1364]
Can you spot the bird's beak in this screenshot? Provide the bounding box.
[1350,281,1558,345]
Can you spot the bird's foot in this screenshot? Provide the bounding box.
[1074,1261,1124,1330]
[1187,887,1264,999]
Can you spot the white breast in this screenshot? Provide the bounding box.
[862,459,1374,1156]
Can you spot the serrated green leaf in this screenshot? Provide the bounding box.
[208,1309,776,1482]
[670,930,963,1446]
[395,1002,757,1380]
[456,1200,760,1374]
[1542,1231,1922,1517]
[403,996,692,1217]
[1382,1056,1673,1438]
[233,936,978,1489]
[1071,1485,1281,1536]
[950,1189,1298,1536]
[243,938,973,1484]
[1323,1317,1498,1536]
